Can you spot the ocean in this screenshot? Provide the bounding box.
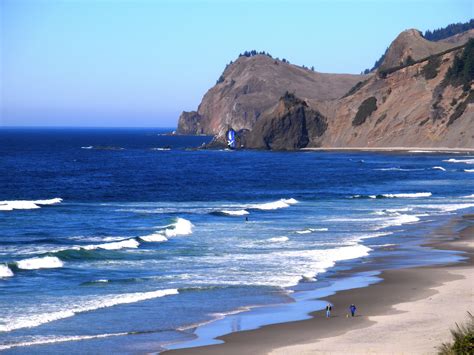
[1,128,473,353]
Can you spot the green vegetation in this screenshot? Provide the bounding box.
[239,50,273,58]
[379,42,467,79]
[363,19,473,73]
[422,56,442,80]
[352,97,377,126]
[425,19,474,41]
[444,39,474,90]
[438,312,474,354]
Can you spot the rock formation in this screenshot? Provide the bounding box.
[177,29,474,150]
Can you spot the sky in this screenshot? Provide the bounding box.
[0,0,472,127]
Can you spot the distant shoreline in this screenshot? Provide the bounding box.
[301,147,474,153]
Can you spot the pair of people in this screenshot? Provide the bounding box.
[325,303,357,318]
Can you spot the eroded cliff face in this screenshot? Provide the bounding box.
[177,55,363,136]
[178,29,474,149]
[319,47,473,148]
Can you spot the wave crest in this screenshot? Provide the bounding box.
[0,198,62,211]
[0,264,14,277]
[16,256,63,270]
[249,198,298,211]
[164,218,193,237]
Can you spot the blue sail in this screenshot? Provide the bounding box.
[227,129,236,149]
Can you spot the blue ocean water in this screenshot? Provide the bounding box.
[1,128,473,353]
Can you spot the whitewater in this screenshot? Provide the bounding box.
[1,128,473,353]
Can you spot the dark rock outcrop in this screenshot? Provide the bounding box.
[177,111,204,135]
[244,93,327,150]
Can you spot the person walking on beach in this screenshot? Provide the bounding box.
[325,304,332,318]
[349,304,357,317]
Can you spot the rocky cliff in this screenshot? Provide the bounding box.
[177,55,363,136]
[178,29,474,149]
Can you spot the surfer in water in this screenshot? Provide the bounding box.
[245,216,249,222]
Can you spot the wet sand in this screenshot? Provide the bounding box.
[165,215,473,355]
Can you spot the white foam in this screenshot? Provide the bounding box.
[279,244,371,286]
[139,233,168,243]
[151,147,171,151]
[375,167,421,171]
[220,209,249,216]
[249,198,298,211]
[379,214,420,229]
[418,203,474,213]
[464,169,474,173]
[432,166,446,171]
[0,332,129,351]
[83,238,140,250]
[463,194,474,198]
[296,229,312,234]
[386,207,414,213]
[295,227,328,234]
[300,273,316,282]
[382,192,432,198]
[267,236,289,243]
[375,243,396,248]
[164,218,193,237]
[81,146,93,149]
[443,158,474,164]
[16,256,63,270]
[0,288,178,332]
[0,264,14,277]
[0,198,62,211]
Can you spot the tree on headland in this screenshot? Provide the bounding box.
[424,19,474,41]
[362,19,474,73]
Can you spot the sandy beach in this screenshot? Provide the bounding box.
[165,216,474,355]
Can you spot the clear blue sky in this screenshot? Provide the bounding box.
[1,0,472,127]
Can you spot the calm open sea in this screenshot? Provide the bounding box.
[1,128,473,353]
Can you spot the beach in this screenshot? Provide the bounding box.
[166,216,474,355]
[2,131,473,353]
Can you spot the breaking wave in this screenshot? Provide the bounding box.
[0,288,179,332]
[464,169,474,173]
[248,198,298,211]
[432,166,446,171]
[443,158,474,164]
[352,192,431,199]
[296,228,328,234]
[0,198,62,211]
[375,167,423,171]
[218,209,249,216]
[0,264,14,278]
[163,218,193,237]
[15,256,64,270]
[139,233,168,242]
[82,239,140,250]
[267,236,289,243]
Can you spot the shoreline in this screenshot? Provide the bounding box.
[301,147,474,153]
[165,214,473,354]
